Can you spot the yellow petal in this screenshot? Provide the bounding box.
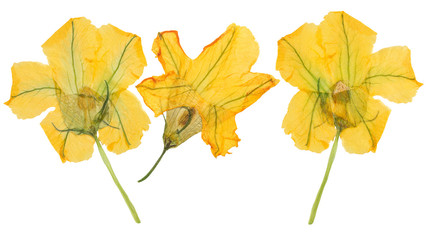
[277,23,331,92]
[201,108,240,157]
[283,90,337,153]
[93,24,146,94]
[136,73,202,116]
[199,73,278,156]
[365,46,422,103]
[189,24,259,92]
[40,108,95,163]
[42,17,98,94]
[202,73,278,114]
[5,62,58,119]
[153,31,191,76]
[98,90,150,154]
[340,97,391,154]
[318,11,376,87]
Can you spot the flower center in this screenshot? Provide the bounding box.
[77,87,99,110]
[330,81,353,129]
[332,81,350,104]
[58,87,112,133]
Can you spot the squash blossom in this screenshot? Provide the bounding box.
[136,24,279,182]
[5,18,150,223]
[276,11,422,224]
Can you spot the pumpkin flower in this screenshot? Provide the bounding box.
[136,24,278,182]
[276,11,422,224]
[5,18,150,223]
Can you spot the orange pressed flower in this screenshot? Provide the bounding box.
[136,24,278,182]
[5,18,150,223]
[276,12,422,224]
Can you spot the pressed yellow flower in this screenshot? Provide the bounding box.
[136,24,278,182]
[5,18,150,223]
[276,11,422,224]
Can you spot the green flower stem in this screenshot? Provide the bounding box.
[138,147,168,183]
[95,138,141,223]
[308,130,341,225]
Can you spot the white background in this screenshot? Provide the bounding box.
[1,0,428,239]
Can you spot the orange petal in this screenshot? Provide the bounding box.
[137,73,202,116]
[189,24,260,92]
[199,73,278,156]
[201,108,240,157]
[138,24,277,157]
[153,31,191,76]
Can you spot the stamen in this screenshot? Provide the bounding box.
[333,81,350,95]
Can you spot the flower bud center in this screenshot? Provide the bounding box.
[77,87,98,110]
[332,81,350,103]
